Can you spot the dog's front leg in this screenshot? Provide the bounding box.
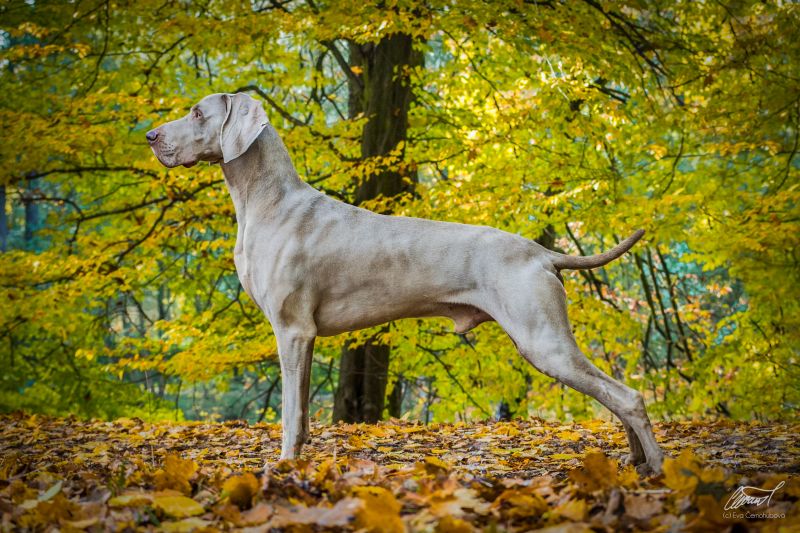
[275,329,315,460]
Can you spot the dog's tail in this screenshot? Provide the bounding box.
[548,229,645,270]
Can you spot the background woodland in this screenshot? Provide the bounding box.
[1,0,798,426]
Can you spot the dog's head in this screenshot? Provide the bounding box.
[146,93,268,168]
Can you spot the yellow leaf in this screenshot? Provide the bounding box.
[491,488,548,518]
[161,517,211,532]
[649,144,668,160]
[153,495,205,518]
[154,454,198,495]
[63,517,99,530]
[550,453,580,460]
[662,449,700,496]
[556,430,582,442]
[222,472,259,510]
[554,498,588,521]
[352,486,403,533]
[568,452,618,492]
[618,464,639,488]
[424,456,450,475]
[108,492,153,508]
[436,515,473,533]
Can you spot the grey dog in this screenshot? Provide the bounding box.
[147,92,664,474]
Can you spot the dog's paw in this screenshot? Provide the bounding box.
[634,458,663,478]
[622,452,647,467]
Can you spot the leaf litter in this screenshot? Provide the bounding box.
[0,413,798,531]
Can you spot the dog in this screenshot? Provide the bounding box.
[147,92,664,474]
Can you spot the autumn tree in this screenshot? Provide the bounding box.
[332,34,422,423]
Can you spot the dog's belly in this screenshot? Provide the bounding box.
[313,299,493,337]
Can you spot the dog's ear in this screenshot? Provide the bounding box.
[220,93,268,164]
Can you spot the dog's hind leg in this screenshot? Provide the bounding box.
[495,269,664,474]
[622,422,647,466]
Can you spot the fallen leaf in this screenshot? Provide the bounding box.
[568,452,618,492]
[425,456,451,475]
[240,502,272,525]
[268,498,362,528]
[352,486,404,533]
[153,495,205,518]
[161,517,211,532]
[623,493,662,520]
[492,488,549,518]
[662,449,700,497]
[39,480,62,502]
[436,514,473,533]
[154,454,198,495]
[554,498,588,521]
[63,517,100,529]
[108,491,153,508]
[222,472,259,509]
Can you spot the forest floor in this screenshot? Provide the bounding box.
[0,414,798,532]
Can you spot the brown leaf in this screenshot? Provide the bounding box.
[534,523,593,533]
[240,502,273,526]
[268,498,362,528]
[623,493,662,520]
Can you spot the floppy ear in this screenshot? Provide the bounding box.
[219,93,269,163]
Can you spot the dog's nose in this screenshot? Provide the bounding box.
[145,129,159,143]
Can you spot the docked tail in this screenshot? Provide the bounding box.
[548,229,645,270]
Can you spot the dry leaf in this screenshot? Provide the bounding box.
[623,493,662,520]
[568,452,618,492]
[153,495,205,518]
[154,455,198,495]
[161,517,211,532]
[352,486,404,533]
[436,515,473,533]
[108,491,153,508]
[222,472,259,509]
[662,449,700,497]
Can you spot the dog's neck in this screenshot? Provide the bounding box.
[220,124,309,220]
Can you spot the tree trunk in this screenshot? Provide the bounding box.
[332,34,420,423]
[23,180,40,246]
[0,185,7,252]
[387,375,404,419]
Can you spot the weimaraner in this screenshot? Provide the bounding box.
[147,92,665,474]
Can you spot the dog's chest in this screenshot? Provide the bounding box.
[233,241,262,306]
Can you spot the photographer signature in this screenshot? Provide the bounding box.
[724,481,785,510]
